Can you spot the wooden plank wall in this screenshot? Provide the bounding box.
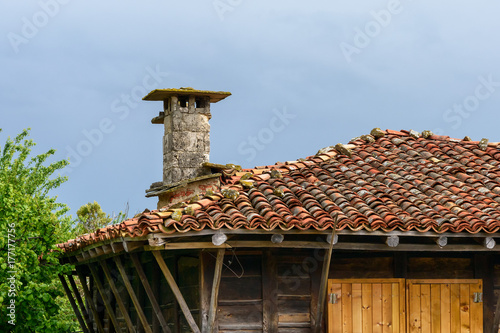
[217,254,264,332]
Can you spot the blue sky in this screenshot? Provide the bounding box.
[2,0,500,218]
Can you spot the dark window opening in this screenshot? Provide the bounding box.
[195,98,206,108]
[178,97,188,108]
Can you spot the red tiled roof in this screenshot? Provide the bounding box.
[58,129,500,252]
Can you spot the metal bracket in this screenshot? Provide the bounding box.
[329,293,338,304]
[473,292,483,303]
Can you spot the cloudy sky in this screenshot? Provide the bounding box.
[1,0,500,218]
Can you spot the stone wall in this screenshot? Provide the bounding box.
[163,95,211,184]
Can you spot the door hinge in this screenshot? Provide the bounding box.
[473,292,483,303]
[329,293,338,304]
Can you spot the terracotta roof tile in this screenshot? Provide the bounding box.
[58,129,500,252]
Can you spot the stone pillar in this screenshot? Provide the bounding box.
[162,95,211,184]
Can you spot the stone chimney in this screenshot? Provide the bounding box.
[143,88,231,207]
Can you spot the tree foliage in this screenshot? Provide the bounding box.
[0,129,78,332]
[74,201,112,235]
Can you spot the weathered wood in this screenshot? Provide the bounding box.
[123,241,145,252]
[88,263,122,331]
[435,235,448,247]
[314,218,337,333]
[59,274,90,333]
[98,259,135,332]
[262,251,278,333]
[152,251,201,333]
[386,235,399,247]
[111,242,124,253]
[67,273,93,332]
[113,255,153,333]
[394,252,407,278]
[207,249,225,333]
[129,253,171,333]
[75,268,105,333]
[151,260,161,333]
[492,283,500,333]
[475,254,494,333]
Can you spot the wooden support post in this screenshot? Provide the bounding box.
[130,253,171,333]
[262,250,278,333]
[314,216,337,333]
[98,259,136,333]
[113,255,153,333]
[207,249,225,333]
[386,235,399,247]
[75,268,106,333]
[67,274,94,332]
[152,251,201,333]
[88,264,122,331]
[59,274,90,333]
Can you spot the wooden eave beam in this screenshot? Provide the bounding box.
[75,267,105,333]
[88,264,122,331]
[59,274,90,333]
[207,248,225,333]
[123,240,145,253]
[113,255,153,333]
[152,251,201,333]
[129,253,171,333]
[98,259,136,333]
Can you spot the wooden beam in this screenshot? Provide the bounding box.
[113,256,153,333]
[435,235,448,247]
[386,235,399,247]
[75,268,106,333]
[88,263,122,331]
[59,274,90,333]
[129,253,171,333]
[314,217,337,333]
[152,251,201,333]
[207,249,225,333]
[67,273,93,332]
[144,240,500,252]
[111,242,124,253]
[123,241,145,252]
[98,259,136,333]
[493,287,500,333]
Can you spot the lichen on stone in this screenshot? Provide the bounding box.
[360,134,375,143]
[479,138,489,151]
[273,188,284,197]
[270,169,283,179]
[222,189,239,200]
[240,172,253,180]
[240,180,254,188]
[171,209,183,221]
[335,143,352,158]
[421,130,433,139]
[370,128,385,138]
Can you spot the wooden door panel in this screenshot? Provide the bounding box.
[406,279,483,333]
[328,279,405,333]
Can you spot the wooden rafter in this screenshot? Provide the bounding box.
[98,259,135,332]
[67,273,93,332]
[314,216,337,333]
[75,268,105,333]
[152,251,201,333]
[113,255,153,333]
[88,264,122,331]
[59,274,90,333]
[129,253,171,333]
[207,248,225,333]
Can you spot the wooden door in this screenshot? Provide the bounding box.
[407,279,483,333]
[327,279,406,333]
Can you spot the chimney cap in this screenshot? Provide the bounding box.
[142,88,231,103]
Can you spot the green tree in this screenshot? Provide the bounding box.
[74,201,112,235]
[0,129,77,332]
